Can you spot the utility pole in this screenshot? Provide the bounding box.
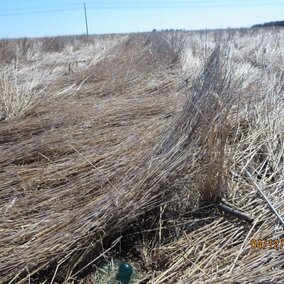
[84,2,89,37]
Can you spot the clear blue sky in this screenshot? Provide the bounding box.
[0,0,284,38]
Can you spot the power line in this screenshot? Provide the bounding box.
[0,7,80,17]
[0,3,81,13]
[0,0,283,12]
[85,0,284,8]
[85,0,284,6]
[85,0,284,4]
[87,2,284,9]
[0,1,284,16]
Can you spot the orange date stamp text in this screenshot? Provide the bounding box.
[250,239,284,250]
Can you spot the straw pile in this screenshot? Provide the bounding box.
[1,29,284,283]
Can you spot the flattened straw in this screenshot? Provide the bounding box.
[10,262,50,284]
[244,167,284,227]
[182,254,213,281]
[229,218,258,274]
[51,252,73,284]
[68,141,122,195]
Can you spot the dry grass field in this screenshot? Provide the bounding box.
[0,28,284,283]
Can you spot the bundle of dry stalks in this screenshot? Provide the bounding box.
[1,29,284,284]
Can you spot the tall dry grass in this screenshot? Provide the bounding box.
[0,29,284,283]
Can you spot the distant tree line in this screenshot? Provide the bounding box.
[252,20,284,28]
[152,29,184,32]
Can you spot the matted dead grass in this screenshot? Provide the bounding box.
[0,30,284,283]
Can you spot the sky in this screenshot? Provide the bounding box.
[0,0,284,38]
